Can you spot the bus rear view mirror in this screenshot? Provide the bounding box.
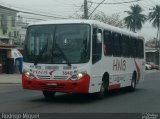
[97,33,102,43]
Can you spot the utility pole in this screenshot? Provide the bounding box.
[158,26,160,69]
[84,0,88,19]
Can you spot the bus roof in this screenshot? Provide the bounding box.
[29,19,144,39]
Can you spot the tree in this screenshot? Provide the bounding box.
[148,5,160,45]
[90,12,125,28]
[71,11,125,28]
[124,4,147,32]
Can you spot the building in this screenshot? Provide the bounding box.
[145,47,159,65]
[14,16,28,46]
[0,5,19,45]
[0,5,25,74]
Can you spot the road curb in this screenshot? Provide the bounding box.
[0,74,22,84]
[145,70,160,74]
[0,82,21,84]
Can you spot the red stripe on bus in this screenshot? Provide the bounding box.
[22,73,90,93]
[108,84,120,90]
[134,59,140,80]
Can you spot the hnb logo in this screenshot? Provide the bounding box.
[113,59,126,71]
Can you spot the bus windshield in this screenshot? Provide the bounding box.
[23,24,91,64]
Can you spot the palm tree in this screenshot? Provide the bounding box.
[148,5,160,46]
[124,5,147,32]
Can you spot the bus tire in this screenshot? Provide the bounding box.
[129,73,136,91]
[96,75,109,99]
[42,91,56,99]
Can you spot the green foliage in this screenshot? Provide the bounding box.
[148,5,160,28]
[90,12,125,28]
[148,5,160,41]
[124,4,147,32]
[71,11,125,28]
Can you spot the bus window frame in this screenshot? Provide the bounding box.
[92,27,102,64]
[103,30,112,56]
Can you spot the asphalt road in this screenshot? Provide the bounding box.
[0,70,160,113]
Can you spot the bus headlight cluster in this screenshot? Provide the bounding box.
[24,71,35,79]
[69,71,87,81]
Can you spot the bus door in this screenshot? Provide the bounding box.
[90,27,103,92]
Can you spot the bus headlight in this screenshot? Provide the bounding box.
[70,71,87,81]
[24,71,35,79]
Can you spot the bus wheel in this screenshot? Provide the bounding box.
[96,80,107,99]
[42,91,56,99]
[129,73,136,91]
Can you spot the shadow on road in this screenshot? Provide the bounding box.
[30,87,144,104]
[31,93,95,104]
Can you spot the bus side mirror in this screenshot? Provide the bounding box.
[97,33,102,43]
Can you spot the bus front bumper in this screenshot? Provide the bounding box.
[22,74,90,93]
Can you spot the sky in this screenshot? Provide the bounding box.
[0,0,160,41]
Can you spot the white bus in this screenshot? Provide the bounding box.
[22,20,145,99]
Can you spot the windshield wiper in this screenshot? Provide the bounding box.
[34,39,48,66]
[52,26,71,66]
[55,43,71,66]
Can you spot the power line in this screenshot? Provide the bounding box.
[0,1,77,17]
[70,5,83,18]
[19,11,68,19]
[88,0,106,18]
[88,0,141,5]
[18,16,46,21]
[111,0,130,7]
[0,6,69,19]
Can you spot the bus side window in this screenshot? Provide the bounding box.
[112,32,121,57]
[122,35,130,57]
[130,37,137,58]
[126,36,130,57]
[128,37,132,57]
[129,37,134,58]
[103,30,112,56]
[122,35,127,57]
[134,38,137,58]
[137,39,144,58]
[141,40,144,58]
[92,28,102,64]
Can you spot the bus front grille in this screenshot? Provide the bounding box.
[39,84,65,90]
[37,75,50,80]
[53,76,68,80]
[37,75,68,80]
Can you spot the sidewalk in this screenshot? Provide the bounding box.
[145,69,160,74]
[0,74,22,84]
